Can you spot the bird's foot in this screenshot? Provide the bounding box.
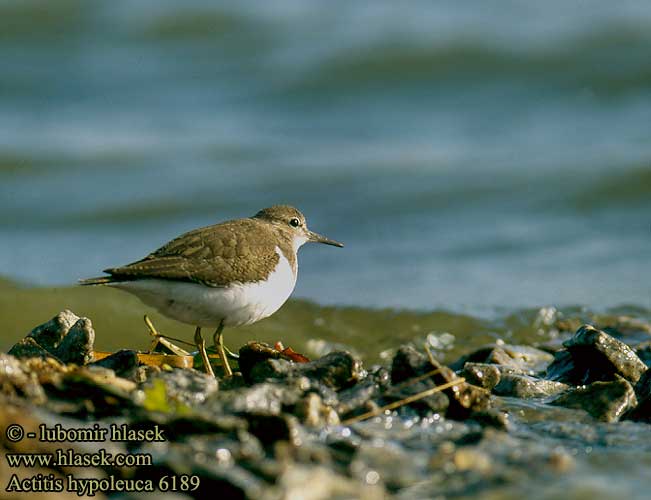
[213,325,233,377]
[144,315,191,356]
[194,327,215,377]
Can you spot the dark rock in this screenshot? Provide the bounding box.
[545,350,576,384]
[633,368,651,401]
[429,358,491,418]
[391,345,431,383]
[336,368,390,417]
[461,363,501,390]
[7,337,56,361]
[468,409,510,430]
[550,377,637,422]
[90,349,139,378]
[635,342,651,367]
[493,374,568,398]
[52,317,94,364]
[382,379,450,415]
[9,311,95,365]
[248,351,364,391]
[624,368,651,422]
[246,413,301,448]
[43,366,136,417]
[388,346,490,419]
[547,324,647,385]
[239,342,292,383]
[24,310,80,351]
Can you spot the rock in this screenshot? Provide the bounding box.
[430,358,491,418]
[550,377,637,422]
[145,367,218,408]
[52,318,95,364]
[493,374,568,398]
[635,341,651,367]
[0,354,47,403]
[215,382,302,416]
[633,368,651,401]
[238,342,294,383]
[245,413,302,448]
[294,392,340,427]
[389,346,490,419]
[623,369,651,422]
[545,350,576,384]
[90,349,139,378]
[336,368,390,418]
[248,350,364,391]
[546,324,647,385]
[485,345,553,374]
[453,447,492,474]
[461,363,501,390]
[382,379,450,415]
[391,345,431,383]
[451,345,553,375]
[277,464,385,500]
[468,409,510,430]
[8,311,95,365]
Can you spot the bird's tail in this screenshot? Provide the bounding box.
[78,276,114,286]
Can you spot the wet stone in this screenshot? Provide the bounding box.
[550,377,637,422]
[635,342,651,367]
[451,345,553,375]
[382,379,450,415]
[493,373,568,398]
[461,363,501,390]
[336,366,390,417]
[214,382,303,416]
[633,368,651,401]
[294,392,340,427]
[429,358,491,418]
[278,464,385,500]
[547,324,647,385]
[485,345,553,374]
[624,369,651,422]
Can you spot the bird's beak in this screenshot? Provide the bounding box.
[307,230,344,247]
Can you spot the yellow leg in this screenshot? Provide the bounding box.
[194,326,214,377]
[213,321,233,377]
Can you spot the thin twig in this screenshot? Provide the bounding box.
[390,367,444,392]
[144,315,192,355]
[341,378,465,425]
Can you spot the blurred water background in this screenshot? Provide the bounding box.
[2,4,651,498]
[0,0,650,314]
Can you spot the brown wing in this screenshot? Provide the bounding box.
[104,219,281,286]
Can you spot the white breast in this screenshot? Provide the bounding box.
[112,247,297,328]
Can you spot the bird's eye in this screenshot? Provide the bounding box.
[289,218,301,227]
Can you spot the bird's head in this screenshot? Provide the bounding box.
[253,205,344,250]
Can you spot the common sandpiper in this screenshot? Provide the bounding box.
[80,205,343,377]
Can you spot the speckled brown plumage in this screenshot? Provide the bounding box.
[87,206,306,287]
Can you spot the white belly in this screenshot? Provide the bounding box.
[111,248,297,328]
